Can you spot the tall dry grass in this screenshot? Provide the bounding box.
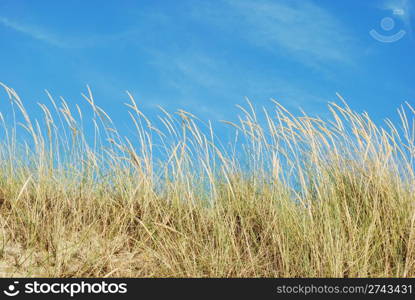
[0,82,414,277]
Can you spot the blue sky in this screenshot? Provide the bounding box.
[0,0,414,138]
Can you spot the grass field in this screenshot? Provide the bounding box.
[0,83,414,277]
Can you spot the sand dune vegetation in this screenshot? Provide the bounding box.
[0,82,414,277]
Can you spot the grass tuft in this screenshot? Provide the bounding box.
[0,83,414,277]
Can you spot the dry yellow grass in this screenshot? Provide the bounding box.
[0,83,414,277]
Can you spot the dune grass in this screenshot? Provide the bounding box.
[0,83,414,277]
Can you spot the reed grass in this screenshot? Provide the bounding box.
[0,82,414,277]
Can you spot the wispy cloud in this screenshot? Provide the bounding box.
[0,16,70,47]
[140,0,355,117]
[191,0,357,68]
[0,16,134,48]
[148,49,331,120]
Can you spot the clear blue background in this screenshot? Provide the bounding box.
[0,0,413,139]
